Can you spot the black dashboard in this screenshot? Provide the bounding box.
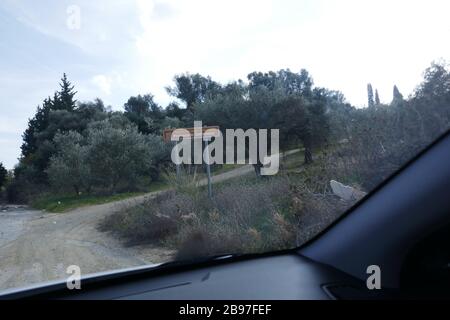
[1,253,387,300]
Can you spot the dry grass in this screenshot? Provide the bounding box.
[99,172,356,259]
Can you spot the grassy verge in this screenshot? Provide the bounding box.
[32,181,169,213]
[29,164,251,214]
[98,136,419,259]
[99,172,355,261]
[211,163,242,175]
[29,162,250,214]
[281,149,305,171]
[98,144,371,260]
[31,148,308,214]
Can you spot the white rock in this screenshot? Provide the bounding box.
[330,180,366,201]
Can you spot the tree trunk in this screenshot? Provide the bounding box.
[304,146,313,164]
[253,163,262,177]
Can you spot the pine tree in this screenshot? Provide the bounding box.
[367,83,375,108]
[19,74,79,184]
[20,97,52,158]
[56,73,77,111]
[375,89,381,105]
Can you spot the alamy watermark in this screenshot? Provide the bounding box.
[66,265,81,290]
[170,121,280,175]
[366,265,381,290]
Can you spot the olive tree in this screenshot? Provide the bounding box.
[47,118,169,194]
[85,120,167,192]
[47,131,90,194]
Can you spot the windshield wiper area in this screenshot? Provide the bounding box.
[153,253,241,270]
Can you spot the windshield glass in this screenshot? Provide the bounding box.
[0,0,449,293]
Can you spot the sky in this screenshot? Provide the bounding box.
[1,0,450,169]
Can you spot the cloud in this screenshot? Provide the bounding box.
[0,117,28,169]
[91,75,113,95]
[0,118,25,135]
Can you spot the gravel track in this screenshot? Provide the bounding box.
[0,149,300,292]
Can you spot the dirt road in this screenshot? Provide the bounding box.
[0,194,174,292]
[0,149,300,292]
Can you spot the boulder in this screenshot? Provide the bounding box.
[330,180,367,201]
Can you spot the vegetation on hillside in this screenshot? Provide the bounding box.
[0,162,7,203]
[5,63,450,258]
[98,61,450,258]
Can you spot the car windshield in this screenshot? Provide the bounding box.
[0,0,449,293]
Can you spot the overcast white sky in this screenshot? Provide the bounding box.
[1,0,449,169]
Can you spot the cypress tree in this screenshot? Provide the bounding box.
[375,89,381,105]
[367,83,375,108]
[392,85,404,104]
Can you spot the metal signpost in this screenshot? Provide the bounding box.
[163,126,220,198]
[203,137,213,198]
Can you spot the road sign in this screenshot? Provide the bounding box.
[163,126,219,198]
[163,126,220,143]
[203,138,213,198]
